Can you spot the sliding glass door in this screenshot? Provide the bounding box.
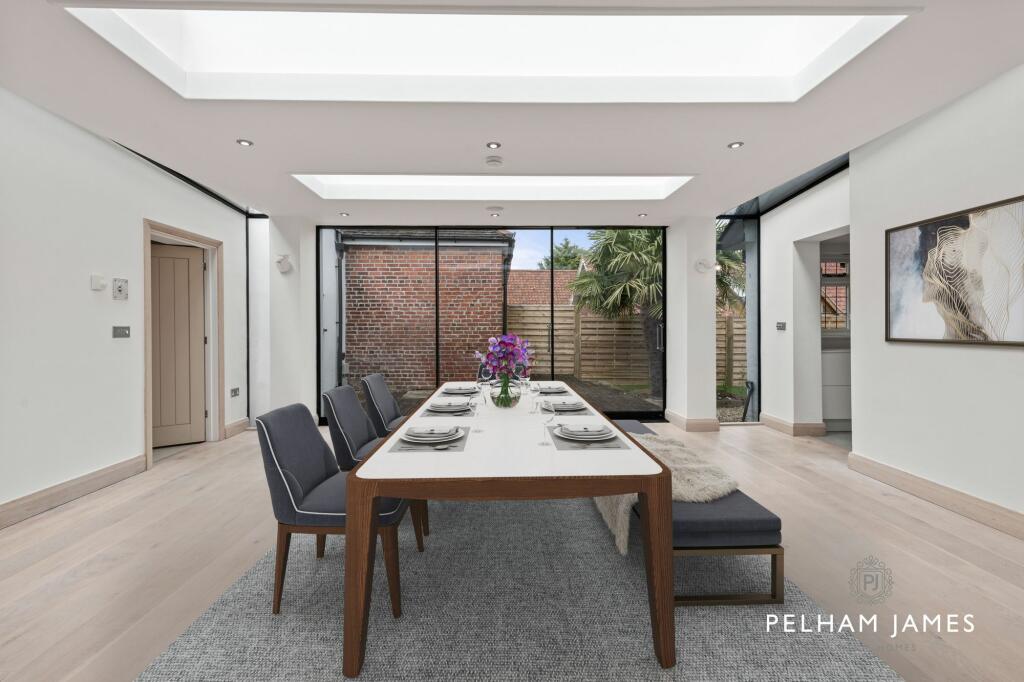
[317,226,666,421]
[318,229,437,417]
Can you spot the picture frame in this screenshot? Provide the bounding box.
[885,193,1024,347]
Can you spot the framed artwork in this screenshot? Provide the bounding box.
[886,194,1024,346]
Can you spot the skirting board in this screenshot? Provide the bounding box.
[760,413,827,437]
[0,454,146,530]
[224,418,250,439]
[665,410,720,432]
[849,452,1024,541]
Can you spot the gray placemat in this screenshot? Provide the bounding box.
[390,427,470,452]
[547,426,627,450]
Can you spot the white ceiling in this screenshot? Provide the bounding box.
[2,1,1024,226]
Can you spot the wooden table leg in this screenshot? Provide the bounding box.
[343,477,380,678]
[638,470,676,668]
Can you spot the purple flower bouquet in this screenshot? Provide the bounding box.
[474,333,532,407]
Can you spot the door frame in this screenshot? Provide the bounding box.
[143,219,225,469]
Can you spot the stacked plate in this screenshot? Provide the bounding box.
[400,426,465,445]
[427,397,472,414]
[536,383,569,395]
[553,423,616,442]
[442,383,479,395]
[541,398,586,413]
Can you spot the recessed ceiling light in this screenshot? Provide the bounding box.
[293,175,692,201]
[236,138,254,147]
[727,141,744,149]
[490,213,501,217]
[637,213,648,218]
[339,212,349,217]
[486,141,502,149]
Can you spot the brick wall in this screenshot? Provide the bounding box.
[439,248,506,383]
[342,244,507,400]
[506,269,576,305]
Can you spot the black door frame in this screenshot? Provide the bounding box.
[314,225,667,422]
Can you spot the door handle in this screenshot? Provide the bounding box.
[657,324,664,351]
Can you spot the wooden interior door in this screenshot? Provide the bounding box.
[151,243,206,447]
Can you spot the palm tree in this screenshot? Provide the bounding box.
[568,229,663,397]
[715,220,746,313]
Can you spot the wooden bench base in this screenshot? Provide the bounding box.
[673,545,784,606]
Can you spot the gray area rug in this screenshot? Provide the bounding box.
[141,500,899,681]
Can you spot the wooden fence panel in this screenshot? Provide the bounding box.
[507,304,651,384]
[716,315,748,386]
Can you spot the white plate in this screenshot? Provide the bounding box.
[542,401,585,412]
[538,387,568,394]
[401,427,465,444]
[553,426,616,442]
[442,387,478,395]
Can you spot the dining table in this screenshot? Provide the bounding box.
[342,380,676,677]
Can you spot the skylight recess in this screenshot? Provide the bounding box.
[67,8,905,103]
[291,175,693,201]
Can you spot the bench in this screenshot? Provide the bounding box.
[616,420,785,607]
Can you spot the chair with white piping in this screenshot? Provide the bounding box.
[322,384,428,550]
[255,403,408,616]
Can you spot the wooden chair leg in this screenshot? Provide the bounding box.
[273,524,292,614]
[421,502,430,536]
[410,501,426,552]
[771,550,785,603]
[316,533,326,558]
[380,525,402,618]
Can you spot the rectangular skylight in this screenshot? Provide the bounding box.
[67,8,906,103]
[292,175,693,201]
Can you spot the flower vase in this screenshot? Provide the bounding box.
[491,375,520,408]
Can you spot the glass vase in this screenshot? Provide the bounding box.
[490,375,520,408]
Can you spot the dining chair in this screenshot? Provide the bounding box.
[360,373,406,436]
[322,385,428,550]
[255,403,407,616]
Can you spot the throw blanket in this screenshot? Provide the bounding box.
[594,433,738,555]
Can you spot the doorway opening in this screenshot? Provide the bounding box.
[143,220,226,468]
[819,233,852,450]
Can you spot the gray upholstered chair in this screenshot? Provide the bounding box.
[322,385,428,550]
[255,403,408,616]
[360,373,406,437]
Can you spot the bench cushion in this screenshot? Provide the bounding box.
[670,491,781,548]
[632,490,781,548]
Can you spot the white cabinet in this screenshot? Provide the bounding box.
[821,349,851,421]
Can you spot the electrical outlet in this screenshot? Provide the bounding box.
[230,387,240,397]
[776,322,787,331]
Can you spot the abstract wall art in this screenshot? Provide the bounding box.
[886,195,1024,346]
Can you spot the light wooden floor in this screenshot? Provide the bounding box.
[1,425,1021,681]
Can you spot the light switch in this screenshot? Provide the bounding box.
[776,322,787,331]
[112,326,130,338]
[230,388,240,397]
[112,278,128,301]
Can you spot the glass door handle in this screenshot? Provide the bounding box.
[657,324,664,351]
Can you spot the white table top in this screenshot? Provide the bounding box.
[356,381,662,480]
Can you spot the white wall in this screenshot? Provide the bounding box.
[248,217,271,422]
[246,216,317,419]
[0,86,248,505]
[665,218,717,425]
[850,64,1024,512]
[759,171,850,425]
